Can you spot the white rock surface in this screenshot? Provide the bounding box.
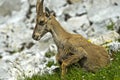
[0,0,21,16]
[90,31,120,45]
[0,0,29,24]
[67,15,89,30]
[0,0,120,80]
[114,19,120,34]
[88,6,120,23]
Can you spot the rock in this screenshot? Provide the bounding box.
[0,0,21,16]
[90,22,107,37]
[84,0,111,11]
[0,23,32,53]
[0,61,11,80]
[44,0,66,16]
[66,15,89,31]
[107,42,120,52]
[88,6,120,23]
[111,0,120,5]
[62,2,86,17]
[114,19,120,34]
[0,0,29,24]
[90,31,120,45]
[0,41,57,80]
[84,0,120,23]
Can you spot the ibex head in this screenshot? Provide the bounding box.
[32,0,52,40]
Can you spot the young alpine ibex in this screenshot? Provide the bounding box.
[32,0,110,78]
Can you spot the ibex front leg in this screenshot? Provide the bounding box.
[61,47,88,78]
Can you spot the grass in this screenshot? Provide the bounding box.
[24,51,120,80]
[106,20,114,30]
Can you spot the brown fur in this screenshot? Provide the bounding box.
[32,0,110,78]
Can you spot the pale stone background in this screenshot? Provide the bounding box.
[0,0,120,80]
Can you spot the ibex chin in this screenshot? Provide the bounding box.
[32,0,110,78]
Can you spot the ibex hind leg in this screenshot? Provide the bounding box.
[61,47,88,79]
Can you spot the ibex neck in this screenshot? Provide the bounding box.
[50,18,70,46]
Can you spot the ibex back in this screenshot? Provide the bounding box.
[32,0,110,78]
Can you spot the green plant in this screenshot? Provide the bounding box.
[46,60,55,67]
[107,20,115,30]
[45,51,55,58]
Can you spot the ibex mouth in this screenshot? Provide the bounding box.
[32,34,40,41]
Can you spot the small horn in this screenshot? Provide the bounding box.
[36,0,44,15]
[36,0,40,13]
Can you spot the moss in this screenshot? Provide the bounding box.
[45,52,55,58]
[0,55,2,59]
[118,39,120,42]
[46,61,55,67]
[107,20,115,30]
[5,50,18,55]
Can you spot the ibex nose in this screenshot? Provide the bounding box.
[32,34,39,40]
[40,20,44,23]
[40,20,44,24]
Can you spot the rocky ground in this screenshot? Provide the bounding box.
[0,0,120,80]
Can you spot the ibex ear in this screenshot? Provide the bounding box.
[45,7,50,17]
[36,0,44,15]
[45,7,56,18]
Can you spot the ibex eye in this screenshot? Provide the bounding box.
[39,21,44,25]
[46,13,49,17]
